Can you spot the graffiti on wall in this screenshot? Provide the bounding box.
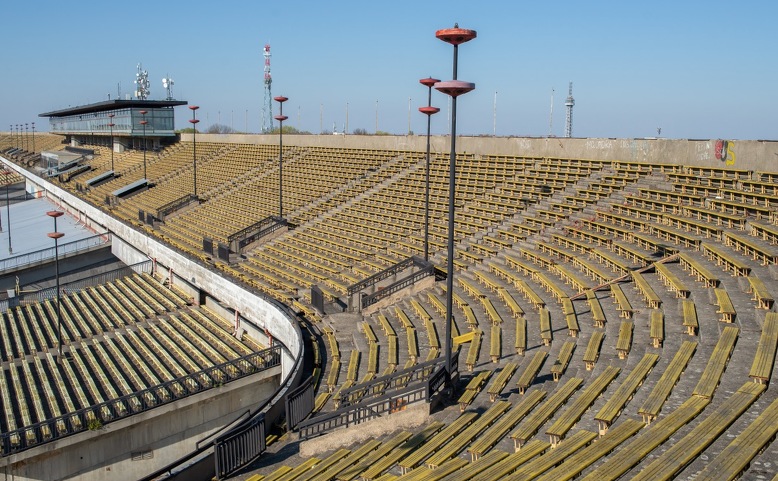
[714,139,735,165]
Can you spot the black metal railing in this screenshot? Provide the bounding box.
[347,256,417,296]
[0,232,110,274]
[214,414,266,480]
[11,259,151,307]
[335,355,452,408]
[0,345,281,457]
[156,193,200,220]
[226,215,287,252]
[285,375,314,431]
[361,262,435,310]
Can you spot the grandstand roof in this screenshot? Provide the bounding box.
[39,99,188,118]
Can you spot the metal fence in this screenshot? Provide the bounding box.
[0,232,110,273]
[361,263,435,310]
[157,193,199,220]
[214,414,266,480]
[285,376,315,431]
[0,345,281,457]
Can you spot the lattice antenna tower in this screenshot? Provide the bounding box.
[565,81,575,138]
[262,44,272,133]
[162,74,175,100]
[134,63,150,100]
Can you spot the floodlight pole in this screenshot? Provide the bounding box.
[47,211,65,361]
[274,96,289,220]
[31,122,35,153]
[419,78,440,262]
[139,110,148,180]
[434,24,477,386]
[189,106,200,198]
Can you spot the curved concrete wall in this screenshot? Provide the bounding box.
[181,133,778,172]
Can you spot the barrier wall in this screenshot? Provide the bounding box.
[181,133,778,172]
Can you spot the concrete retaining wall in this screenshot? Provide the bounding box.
[2,366,281,481]
[181,133,778,172]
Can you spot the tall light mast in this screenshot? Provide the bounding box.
[565,81,575,138]
[262,44,272,133]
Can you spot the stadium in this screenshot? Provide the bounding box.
[2,26,778,481]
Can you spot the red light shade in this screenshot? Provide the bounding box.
[274,96,288,103]
[108,114,115,118]
[419,106,440,116]
[189,105,199,111]
[435,27,477,45]
[274,115,288,121]
[48,232,65,239]
[139,110,148,115]
[189,119,200,124]
[434,80,476,97]
[46,210,64,218]
[140,120,148,125]
[108,123,115,127]
[419,77,440,87]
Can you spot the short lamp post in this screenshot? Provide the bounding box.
[24,123,28,151]
[139,110,148,180]
[47,211,65,361]
[189,106,200,198]
[8,125,12,149]
[31,122,35,153]
[274,96,288,220]
[434,23,476,385]
[419,77,440,262]
[107,114,115,172]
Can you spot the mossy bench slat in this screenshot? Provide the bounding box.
[749,312,778,384]
[550,341,576,382]
[516,350,548,395]
[583,331,604,371]
[682,299,698,335]
[639,341,698,423]
[714,288,736,323]
[595,353,659,434]
[510,377,583,450]
[692,325,739,399]
[468,389,546,460]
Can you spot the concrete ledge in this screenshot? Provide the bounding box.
[299,402,430,458]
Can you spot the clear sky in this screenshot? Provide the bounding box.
[1,0,775,139]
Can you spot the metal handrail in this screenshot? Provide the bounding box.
[0,233,110,273]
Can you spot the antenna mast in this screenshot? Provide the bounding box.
[134,63,150,100]
[262,44,272,133]
[565,82,575,138]
[162,74,175,100]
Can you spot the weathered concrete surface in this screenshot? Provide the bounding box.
[181,134,778,172]
[298,402,430,458]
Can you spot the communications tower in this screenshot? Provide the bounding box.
[262,44,272,133]
[564,81,575,138]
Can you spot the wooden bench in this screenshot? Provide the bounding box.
[562,297,579,337]
[550,341,576,382]
[467,390,546,461]
[458,370,493,411]
[692,326,739,399]
[510,377,583,450]
[702,242,751,277]
[545,366,620,446]
[465,329,482,371]
[678,252,719,287]
[682,299,699,335]
[539,307,552,346]
[747,276,774,309]
[497,288,524,319]
[632,272,662,308]
[748,312,778,384]
[515,317,527,356]
[638,340,698,424]
[397,412,477,473]
[714,288,736,323]
[616,321,633,359]
[516,350,548,395]
[654,262,690,298]
[587,291,607,328]
[489,324,501,363]
[358,422,444,480]
[610,284,634,319]
[583,331,604,371]
[486,362,519,402]
[406,327,418,364]
[594,353,659,435]
[650,310,664,348]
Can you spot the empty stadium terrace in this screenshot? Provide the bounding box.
[1,130,778,481]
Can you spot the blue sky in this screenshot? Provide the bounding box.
[1,0,775,139]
